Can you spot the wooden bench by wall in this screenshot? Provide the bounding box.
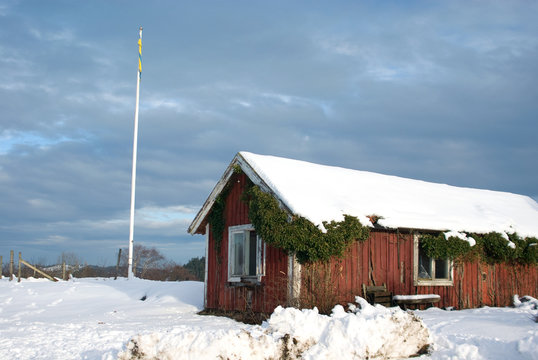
[392,294,440,310]
[362,283,392,307]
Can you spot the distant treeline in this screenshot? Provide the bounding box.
[1,246,205,282]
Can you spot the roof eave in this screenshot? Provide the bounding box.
[188,152,293,235]
[187,157,237,235]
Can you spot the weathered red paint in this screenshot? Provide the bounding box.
[204,173,538,312]
[205,173,288,313]
[308,230,538,309]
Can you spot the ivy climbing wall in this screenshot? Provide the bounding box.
[205,172,289,314]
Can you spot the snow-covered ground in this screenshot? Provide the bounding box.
[0,277,536,359]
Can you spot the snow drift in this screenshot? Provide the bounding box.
[1,278,536,359]
[118,296,431,360]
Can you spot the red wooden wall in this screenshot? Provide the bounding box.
[205,174,537,312]
[205,173,288,313]
[308,230,538,309]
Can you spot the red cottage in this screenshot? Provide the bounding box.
[188,152,538,314]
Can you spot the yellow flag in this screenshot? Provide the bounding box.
[138,38,142,75]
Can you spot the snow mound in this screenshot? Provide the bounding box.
[119,327,279,360]
[118,297,431,359]
[513,294,538,310]
[267,300,431,359]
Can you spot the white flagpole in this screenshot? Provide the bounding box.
[128,26,142,279]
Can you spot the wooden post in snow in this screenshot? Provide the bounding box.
[10,250,13,281]
[115,248,122,280]
[62,262,66,281]
[18,252,21,282]
[19,259,58,282]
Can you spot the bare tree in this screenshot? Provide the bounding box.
[121,244,165,278]
[57,252,81,271]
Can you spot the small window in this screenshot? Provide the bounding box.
[414,234,453,286]
[228,225,265,282]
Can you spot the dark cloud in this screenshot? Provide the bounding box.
[1,0,537,265]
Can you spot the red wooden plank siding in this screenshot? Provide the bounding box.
[205,173,288,313]
[311,229,537,310]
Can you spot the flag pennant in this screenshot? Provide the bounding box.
[138,38,142,76]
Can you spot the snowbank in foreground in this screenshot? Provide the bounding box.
[119,296,431,360]
[2,278,536,359]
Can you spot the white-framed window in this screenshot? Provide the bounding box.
[228,224,265,282]
[413,234,453,286]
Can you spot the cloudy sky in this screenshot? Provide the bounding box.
[1,0,537,266]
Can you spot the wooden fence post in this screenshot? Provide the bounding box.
[62,262,66,281]
[19,258,57,282]
[115,248,122,280]
[10,250,14,281]
[18,252,21,282]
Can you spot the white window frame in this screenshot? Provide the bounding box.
[227,224,265,282]
[413,234,453,286]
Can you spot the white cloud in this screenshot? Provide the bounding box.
[231,99,252,108]
[261,92,333,117]
[142,97,190,113]
[27,198,55,209]
[0,130,82,155]
[65,91,131,110]
[35,205,199,234]
[0,81,56,93]
[135,205,198,230]
[0,3,11,16]
[29,27,75,43]
[0,46,31,67]
[315,37,360,56]
[30,235,70,245]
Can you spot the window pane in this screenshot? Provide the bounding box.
[248,231,257,276]
[233,232,244,276]
[435,259,449,279]
[418,247,432,279]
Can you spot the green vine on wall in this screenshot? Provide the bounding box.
[244,184,370,264]
[208,186,231,258]
[420,234,474,261]
[420,232,538,265]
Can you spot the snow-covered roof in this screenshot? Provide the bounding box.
[189,152,538,238]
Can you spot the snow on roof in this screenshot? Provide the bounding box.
[236,152,538,237]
